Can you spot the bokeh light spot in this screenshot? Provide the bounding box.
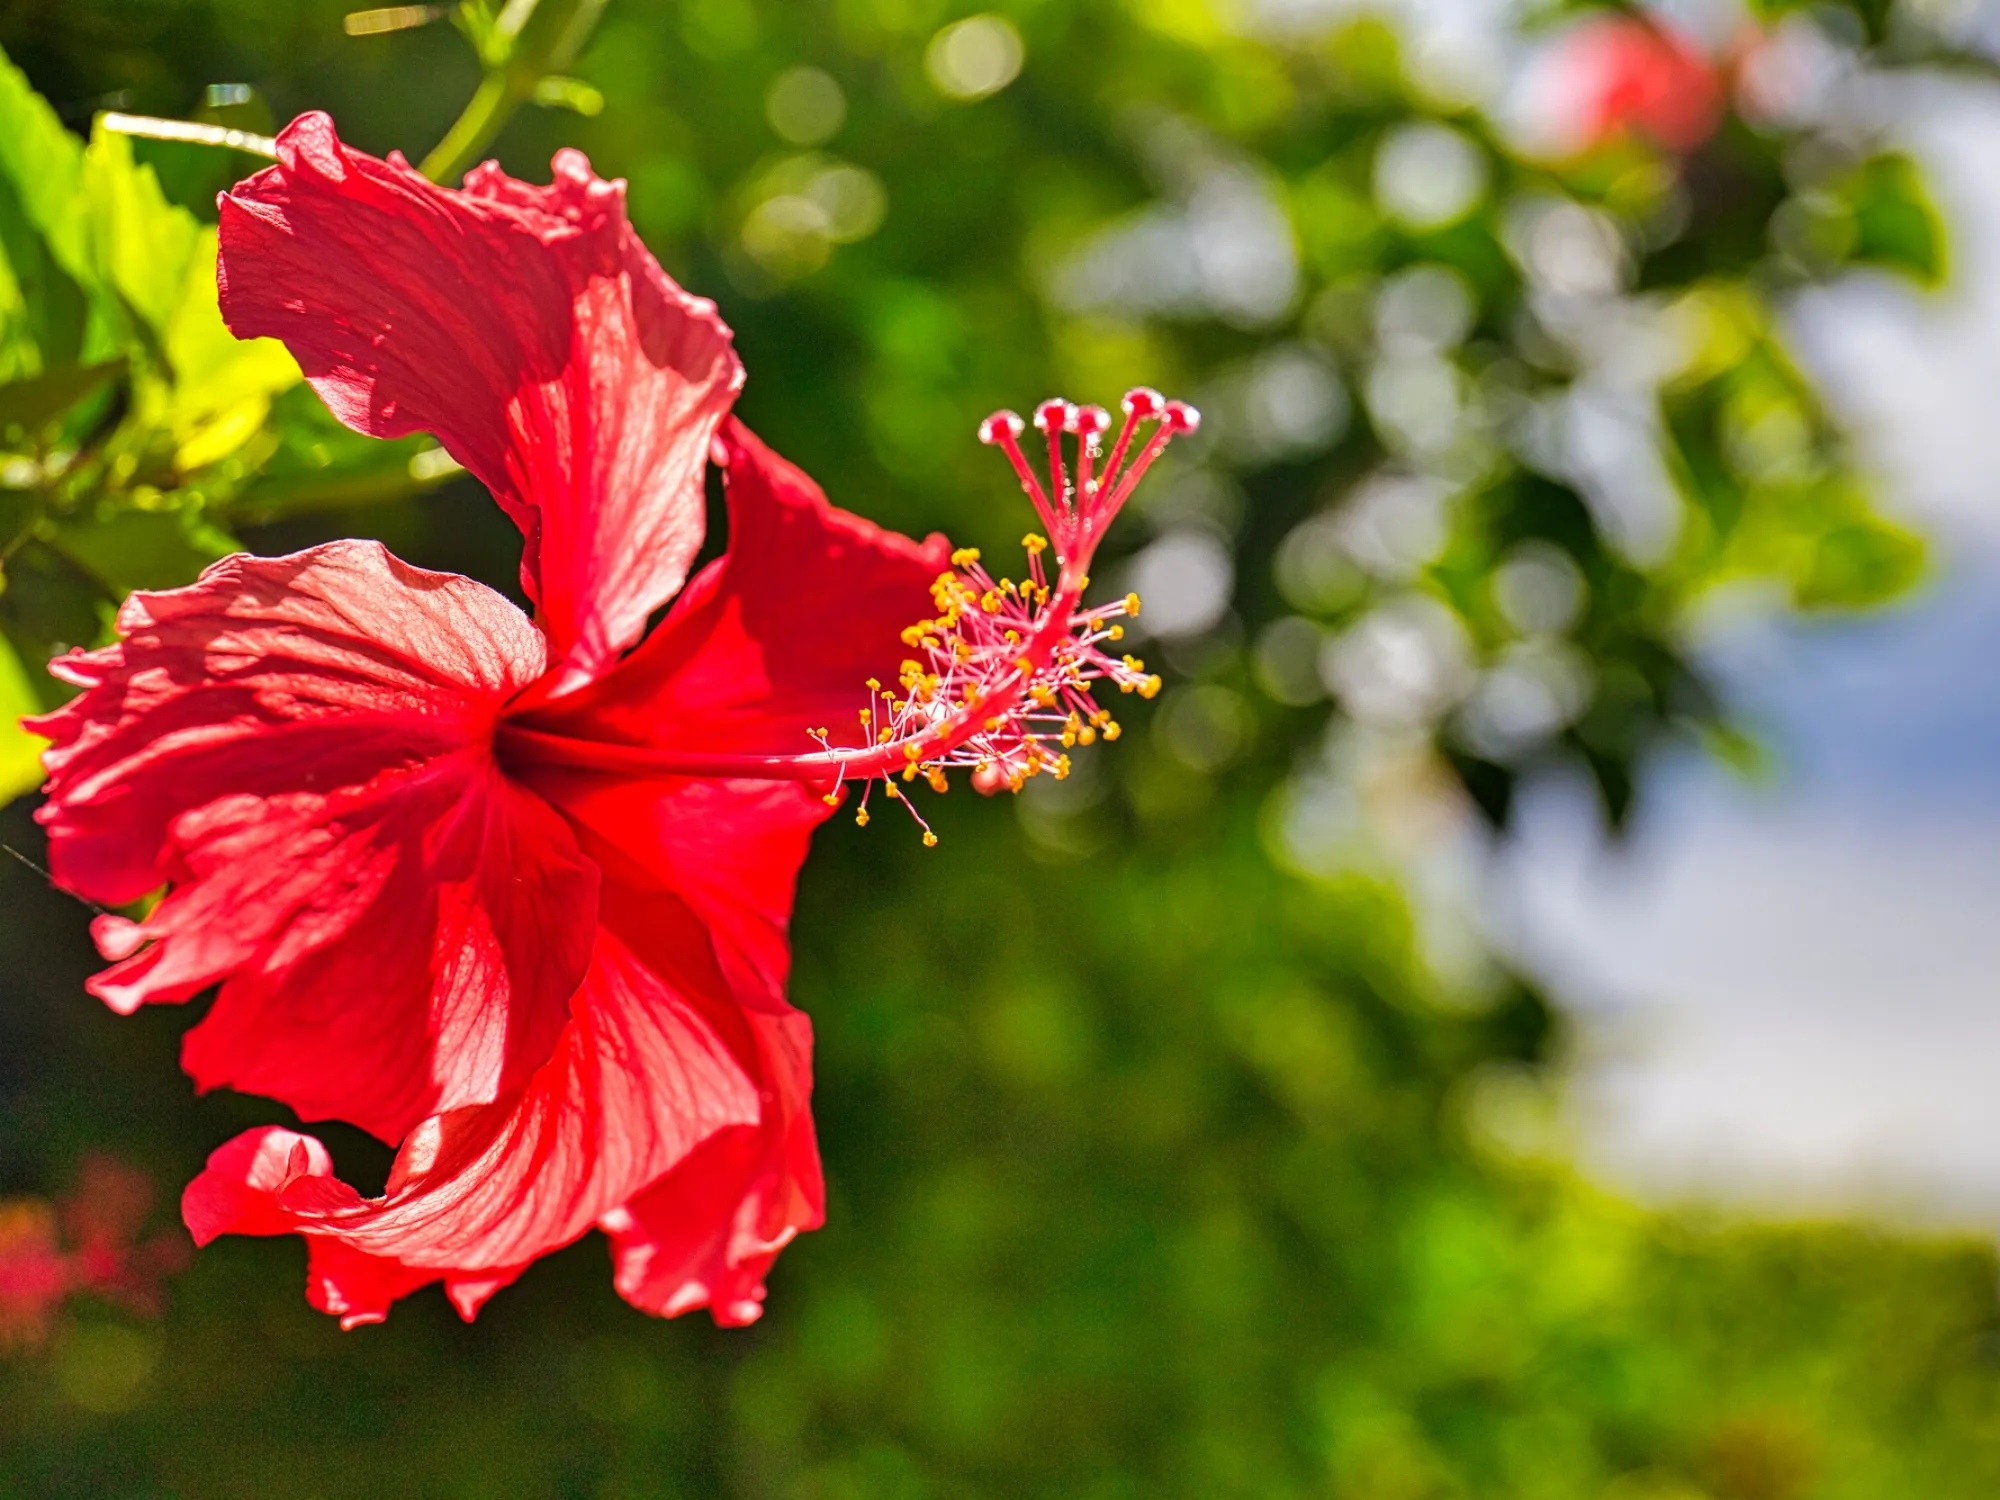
[1374,123,1488,231]
[766,66,846,145]
[925,15,1024,101]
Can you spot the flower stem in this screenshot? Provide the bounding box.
[419,72,517,184]
[418,0,611,184]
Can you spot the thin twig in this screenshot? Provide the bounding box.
[98,113,278,159]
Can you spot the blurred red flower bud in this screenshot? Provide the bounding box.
[1550,13,1724,154]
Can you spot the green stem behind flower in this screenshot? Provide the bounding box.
[419,0,609,183]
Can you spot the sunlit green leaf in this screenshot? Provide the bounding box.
[0,44,90,376]
[158,232,298,471]
[0,45,87,273]
[0,626,46,804]
[76,124,206,345]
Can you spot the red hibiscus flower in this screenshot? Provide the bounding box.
[0,1156,187,1348]
[1550,14,1723,155]
[0,1201,68,1349]
[28,115,1195,1329]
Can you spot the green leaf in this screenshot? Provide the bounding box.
[1795,513,1926,610]
[0,45,87,271]
[47,497,236,596]
[1842,154,1946,287]
[0,356,125,439]
[158,231,298,472]
[0,45,90,375]
[76,124,206,345]
[0,49,208,379]
[0,488,34,557]
[226,382,442,523]
[0,626,46,805]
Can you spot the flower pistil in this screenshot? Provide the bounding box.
[500,387,1199,844]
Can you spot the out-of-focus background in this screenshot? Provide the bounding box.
[5,0,2000,1494]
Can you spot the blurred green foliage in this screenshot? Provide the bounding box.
[2,0,1998,1495]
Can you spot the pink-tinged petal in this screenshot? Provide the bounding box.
[182,922,764,1324]
[521,769,828,1017]
[511,417,949,749]
[164,768,597,1139]
[31,541,598,1143]
[508,419,940,1013]
[217,113,743,688]
[554,788,826,1324]
[600,1002,822,1326]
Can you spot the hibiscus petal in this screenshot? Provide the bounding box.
[31,541,598,1143]
[600,1000,822,1327]
[216,113,743,689]
[511,417,949,751]
[182,922,764,1327]
[505,417,947,1008]
[530,780,827,1323]
[518,768,825,1023]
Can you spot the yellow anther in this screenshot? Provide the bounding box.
[1022,533,1048,555]
[860,708,873,724]
[981,591,1002,613]
[855,808,870,827]
[1078,726,1097,746]
[951,546,982,566]
[1140,675,1162,699]
[1103,720,1122,741]
[986,715,1006,731]
[1123,655,1145,672]
[903,764,919,781]
[885,782,901,799]
[1119,680,1135,694]
[823,791,840,805]
[1004,630,1021,645]
[1077,575,1089,589]
[922,830,939,847]
[926,766,948,793]
[1015,658,1033,675]
[878,729,892,744]
[866,677,881,691]
[1124,592,1141,617]
[1108,624,1124,641]
[904,743,921,761]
